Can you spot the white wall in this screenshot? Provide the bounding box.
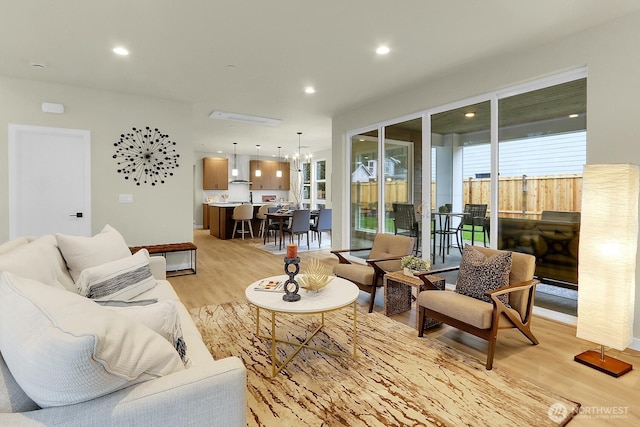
[0,76,193,246]
[332,12,640,343]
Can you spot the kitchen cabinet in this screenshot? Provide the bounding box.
[203,157,229,190]
[249,160,290,190]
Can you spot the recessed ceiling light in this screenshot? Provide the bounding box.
[113,47,129,56]
[304,86,316,94]
[376,46,390,55]
[465,112,476,118]
[569,113,579,118]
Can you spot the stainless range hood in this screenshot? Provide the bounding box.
[229,152,251,183]
[229,178,251,184]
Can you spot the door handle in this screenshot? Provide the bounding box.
[69,212,83,218]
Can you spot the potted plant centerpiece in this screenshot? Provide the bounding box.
[401,255,431,277]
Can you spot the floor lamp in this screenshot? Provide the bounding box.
[575,163,639,377]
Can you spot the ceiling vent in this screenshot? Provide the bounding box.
[209,110,282,126]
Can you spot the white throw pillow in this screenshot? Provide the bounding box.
[0,272,184,408]
[0,235,73,291]
[0,236,34,256]
[56,224,131,282]
[76,249,157,301]
[105,300,189,365]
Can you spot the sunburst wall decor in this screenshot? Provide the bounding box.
[113,126,180,186]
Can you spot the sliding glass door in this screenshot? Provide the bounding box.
[350,131,379,249]
[497,78,586,294]
[430,100,491,260]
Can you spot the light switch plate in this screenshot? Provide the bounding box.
[119,194,133,203]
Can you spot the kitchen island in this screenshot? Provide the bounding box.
[208,203,243,240]
[207,203,275,239]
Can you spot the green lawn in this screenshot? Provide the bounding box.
[357,217,488,244]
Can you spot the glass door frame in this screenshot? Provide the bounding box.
[345,67,587,261]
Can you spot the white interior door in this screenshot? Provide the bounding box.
[8,124,91,239]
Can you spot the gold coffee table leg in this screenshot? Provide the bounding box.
[253,304,358,377]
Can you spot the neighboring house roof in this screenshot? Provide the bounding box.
[352,164,374,182]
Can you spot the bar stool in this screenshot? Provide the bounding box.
[256,204,272,238]
[232,204,254,239]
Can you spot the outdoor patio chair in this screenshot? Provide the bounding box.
[455,203,488,249]
[392,203,420,256]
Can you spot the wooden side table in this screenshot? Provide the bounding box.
[383,270,445,330]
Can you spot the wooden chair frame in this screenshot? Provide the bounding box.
[415,266,539,370]
[331,248,405,313]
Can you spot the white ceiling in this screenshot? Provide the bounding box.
[2,1,640,156]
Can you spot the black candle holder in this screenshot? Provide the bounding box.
[283,257,301,302]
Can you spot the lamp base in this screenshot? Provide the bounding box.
[574,350,632,377]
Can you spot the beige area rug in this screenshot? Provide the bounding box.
[191,301,580,426]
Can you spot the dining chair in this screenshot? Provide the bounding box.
[283,209,311,249]
[265,206,281,244]
[310,208,331,248]
[231,204,254,239]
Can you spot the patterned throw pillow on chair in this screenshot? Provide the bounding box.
[455,244,512,306]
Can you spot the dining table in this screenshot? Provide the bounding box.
[432,211,464,262]
[264,210,318,250]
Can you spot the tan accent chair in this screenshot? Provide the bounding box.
[415,246,539,370]
[331,234,415,313]
[232,204,254,239]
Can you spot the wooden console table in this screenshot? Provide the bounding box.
[129,242,197,277]
[383,270,445,329]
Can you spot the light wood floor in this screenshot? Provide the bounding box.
[171,229,640,426]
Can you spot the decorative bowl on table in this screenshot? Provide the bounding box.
[298,259,332,292]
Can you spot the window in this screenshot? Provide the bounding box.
[315,159,326,208]
[302,162,311,202]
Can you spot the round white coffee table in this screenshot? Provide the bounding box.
[245,275,359,376]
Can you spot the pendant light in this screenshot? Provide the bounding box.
[276,146,283,178]
[297,132,302,172]
[231,142,238,177]
[255,145,262,177]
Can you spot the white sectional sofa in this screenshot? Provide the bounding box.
[0,226,246,426]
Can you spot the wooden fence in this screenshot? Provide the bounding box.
[463,174,583,218]
[352,174,582,219]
